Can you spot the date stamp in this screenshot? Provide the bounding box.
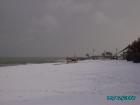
[107,96,136,101]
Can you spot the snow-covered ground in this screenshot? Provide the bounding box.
[0,60,140,105]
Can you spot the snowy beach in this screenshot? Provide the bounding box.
[0,60,140,105]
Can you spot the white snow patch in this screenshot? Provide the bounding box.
[0,60,140,105]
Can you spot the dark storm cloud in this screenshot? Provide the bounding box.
[0,0,140,57]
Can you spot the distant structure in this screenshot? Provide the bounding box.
[117,46,129,54]
[65,47,130,63]
[66,56,78,63]
[116,46,129,59]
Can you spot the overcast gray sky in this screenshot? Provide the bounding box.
[0,0,140,57]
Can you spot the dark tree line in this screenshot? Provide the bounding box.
[126,38,140,63]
